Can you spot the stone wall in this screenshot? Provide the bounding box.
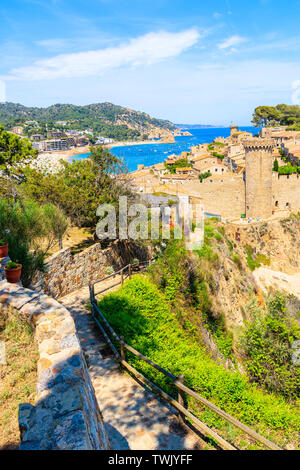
[183,176,245,219]
[32,240,151,299]
[0,281,109,450]
[272,173,300,213]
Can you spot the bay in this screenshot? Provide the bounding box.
[70,126,260,172]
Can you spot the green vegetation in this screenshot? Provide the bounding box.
[241,293,300,399]
[5,261,20,270]
[277,162,300,175]
[21,146,133,227]
[0,126,37,169]
[198,171,212,183]
[0,198,67,286]
[99,275,300,446]
[245,246,270,271]
[212,152,224,160]
[252,104,300,129]
[0,102,176,141]
[213,142,226,148]
[273,159,279,171]
[208,143,226,155]
[105,266,114,276]
[164,158,192,174]
[232,253,242,269]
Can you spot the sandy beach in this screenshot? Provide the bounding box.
[104,139,158,149]
[44,145,91,161]
[28,145,91,173]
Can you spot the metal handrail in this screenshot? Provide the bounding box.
[90,278,282,451]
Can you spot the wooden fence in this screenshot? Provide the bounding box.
[90,261,281,451]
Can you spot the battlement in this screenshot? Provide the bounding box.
[243,139,275,150]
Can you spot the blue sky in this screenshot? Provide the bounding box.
[1,0,300,124]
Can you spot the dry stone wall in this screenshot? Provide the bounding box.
[32,240,151,299]
[0,281,109,450]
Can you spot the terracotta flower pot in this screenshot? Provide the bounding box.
[4,264,22,284]
[0,243,8,258]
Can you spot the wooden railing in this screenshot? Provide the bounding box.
[91,260,151,297]
[89,263,282,451]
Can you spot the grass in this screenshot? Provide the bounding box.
[46,226,94,256]
[98,276,300,449]
[0,311,38,450]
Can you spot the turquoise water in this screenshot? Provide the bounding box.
[70,127,260,172]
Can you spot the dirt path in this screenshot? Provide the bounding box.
[253,267,300,299]
[59,286,204,450]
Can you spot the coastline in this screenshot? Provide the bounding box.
[104,139,162,149]
[41,145,91,161]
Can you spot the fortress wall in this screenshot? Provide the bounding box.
[0,281,109,450]
[245,143,274,219]
[183,177,245,219]
[194,163,228,175]
[32,240,151,299]
[272,173,300,212]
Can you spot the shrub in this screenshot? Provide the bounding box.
[246,246,261,271]
[199,171,212,182]
[241,293,300,399]
[105,266,114,276]
[0,198,67,286]
[98,277,300,441]
[5,261,20,270]
[232,253,242,269]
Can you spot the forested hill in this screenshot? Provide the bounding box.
[0,102,177,140]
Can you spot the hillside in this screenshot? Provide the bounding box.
[0,102,177,141]
[98,218,300,449]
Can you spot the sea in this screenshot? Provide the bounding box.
[70,126,260,172]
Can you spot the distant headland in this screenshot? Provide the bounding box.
[175,124,226,130]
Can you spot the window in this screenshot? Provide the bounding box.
[275,201,279,207]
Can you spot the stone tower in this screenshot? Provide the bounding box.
[244,139,275,219]
[230,125,239,137]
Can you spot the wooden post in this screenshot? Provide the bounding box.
[120,336,125,361]
[121,269,124,285]
[178,374,185,425]
[129,264,132,279]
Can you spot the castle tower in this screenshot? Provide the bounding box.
[230,125,239,137]
[244,139,274,219]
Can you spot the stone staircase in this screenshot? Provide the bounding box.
[59,286,205,450]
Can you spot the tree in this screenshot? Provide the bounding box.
[21,149,135,227]
[0,126,38,169]
[252,106,281,127]
[42,204,68,250]
[273,159,279,172]
[252,103,300,128]
[199,171,212,182]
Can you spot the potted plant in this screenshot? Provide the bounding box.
[0,240,8,258]
[4,261,22,284]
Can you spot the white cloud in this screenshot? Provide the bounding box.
[218,35,247,50]
[8,29,200,81]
